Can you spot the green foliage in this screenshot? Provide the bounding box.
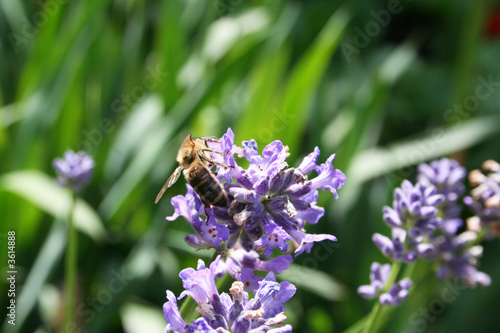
[1,0,500,332]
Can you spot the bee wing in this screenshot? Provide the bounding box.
[155,165,183,204]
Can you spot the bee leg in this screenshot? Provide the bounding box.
[203,137,221,143]
[202,147,230,156]
[201,148,234,170]
[198,151,234,169]
[204,205,213,222]
[202,156,234,169]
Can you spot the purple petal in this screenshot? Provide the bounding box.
[254,224,290,256]
[163,290,186,332]
[295,205,324,225]
[358,285,377,299]
[267,325,293,333]
[254,254,293,274]
[297,147,321,174]
[308,154,346,199]
[289,230,337,257]
[179,257,220,304]
[237,268,263,292]
[372,233,394,257]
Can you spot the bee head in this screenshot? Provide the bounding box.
[177,134,196,166]
[181,149,195,164]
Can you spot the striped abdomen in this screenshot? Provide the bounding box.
[185,164,228,207]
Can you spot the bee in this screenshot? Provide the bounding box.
[155,134,231,207]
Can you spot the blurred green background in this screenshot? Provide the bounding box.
[1,0,500,332]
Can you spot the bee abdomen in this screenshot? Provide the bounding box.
[187,165,228,207]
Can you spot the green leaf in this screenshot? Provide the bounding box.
[0,170,106,241]
[121,302,166,333]
[280,7,351,154]
[280,264,348,301]
[349,114,500,186]
[13,221,66,330]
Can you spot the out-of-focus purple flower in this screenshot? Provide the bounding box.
[379,278,412,306]
[372,229,418,262]
[382,180,443,232]
[415,159,492,286]
[418,158,466,219]
[357,262,412,306]
[464,160,500,238]
[377,180,443,263]
[53,150,94,191]
[166,128,346,261]
[360,158,492,307]
[433,231,491,287]
[163,257,295,333]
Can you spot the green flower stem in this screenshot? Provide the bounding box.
[362,261,402,333]
[471,228,487,246]
[342,314,369,333]
[179,294,197,322]
[63,191,78,330]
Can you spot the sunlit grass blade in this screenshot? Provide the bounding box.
[349,114,500,186]
[5,220,66,330]
[0,170,106,241]
[334,41,417,170]
[280,264,348,301]
[120,302,166,333]
[235,4,299,144]
[279,6,351,155]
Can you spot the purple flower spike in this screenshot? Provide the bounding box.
[53,150,94,191]
[164,258,295,332]
[165,129,346,268]
[418,158,466,206]
[377,179,445,263]
[361,158,493,308]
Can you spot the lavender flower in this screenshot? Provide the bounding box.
[418,158,466,219]
[163,257,295,333]
[168,184,229,251]
[53,150,94,191]
[375,180,444,263]
[416,158,491,287]
[432,231,491,287]
[464,160,500,238]
[361,158,491,308]
[167,128,346,259]
[357,262,412,306]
